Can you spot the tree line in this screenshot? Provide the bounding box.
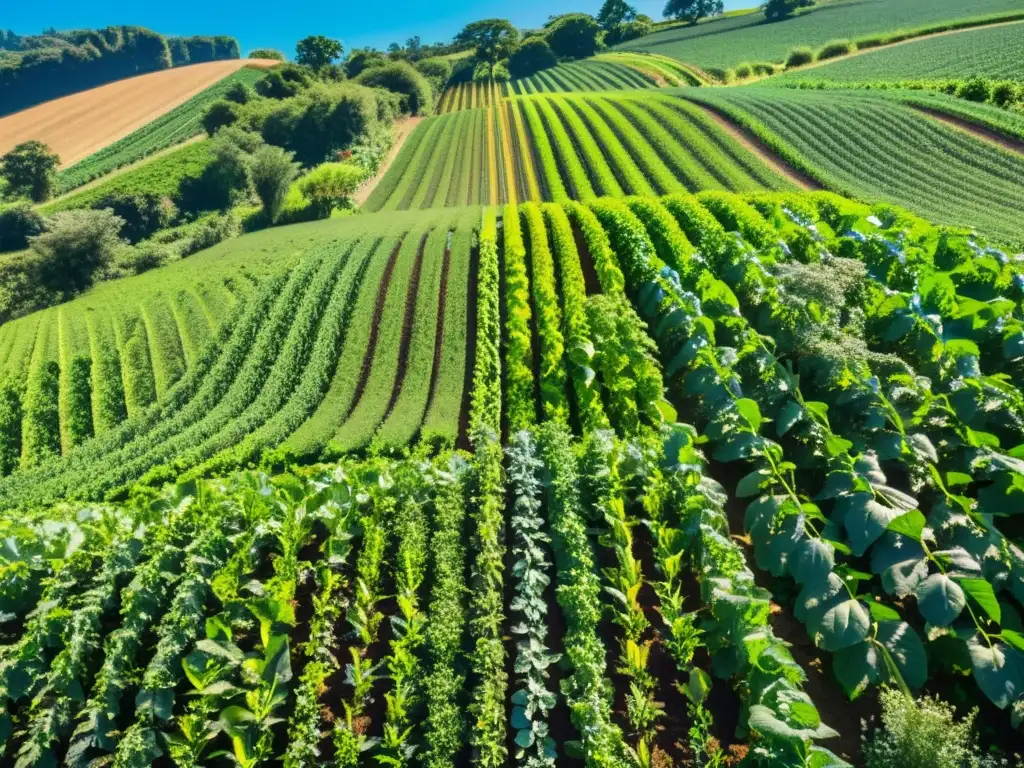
[0,26,240,117]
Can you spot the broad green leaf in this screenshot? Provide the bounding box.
[877,620,927,690]
[958,578,1001,625]
[916,573,966,627]
[832,640,878,699]
[968,636,1024,709]
[867,601,901,622]
[841,493,901,556]
[818,598,871,652]
[886,510,926,542]
[736,469,771,498]
[788,537,834,586]
[1001,630,1024,653]
[776,399,803,437]
[735,398,762,433]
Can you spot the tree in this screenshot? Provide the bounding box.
[405,36,422,58]
[354,62,434,116]
[605,18,653,45]
[94,192,173,243]
[764,0,814,21]
[249,48,285,61]
[202,100,241,135]
[249,145,299,223]
[295,35,343,72]
[346,48,386,78]
[28,209,125,298]
[298,162,365,216]
[546,14,603,60]
[663,0,724,25]
[597,0,638,30]
[508,37,557,78]
[453,19,520,64]
[0,203,44,253]
[0,141,60,203]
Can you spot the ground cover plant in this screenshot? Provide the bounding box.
[614,0,1024,70]
[775,20,1024,83]
[55,66,268,193]
[1,190,1023,768]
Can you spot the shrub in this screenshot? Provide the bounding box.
[956,77,991,103]
[29,208,125,298]
[117,241,173,275]
[255,64,310,99]
[764,0,813,21]
[0,140,59,202]
[415,58,452,91]
[862,689,1001,768]
[990,80,1019,107]
[346,49,387,78]
[751,61,777,75]
[298,162,365,215]
[546,13,603,60]
[249,145,299,223]
[508,37,557,78]
[733,62,753,79]
[817,39,855,60]
[785,46,814,68]
[262,82,382,165]
[178,131,255,212]
[202,99,241,135]
[604,19,653,46]
[706,67,734,83]
[491,61,510,82]
[473,61,492,82]
[178,212,241,256]
[0,203,44,252]
[94,192,174,243]
[249,48,285,61]
[223,80,254,104]
[354,61,433,116]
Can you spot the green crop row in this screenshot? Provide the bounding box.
[56,67,266,193]
[502,202,536,433]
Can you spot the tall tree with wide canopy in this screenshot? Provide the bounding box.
[454,19,520,64]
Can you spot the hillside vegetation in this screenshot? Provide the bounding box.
[1,191,1023,767]
[0,60,276,170]
[1,1,1024,765]
[616,0,1024,69]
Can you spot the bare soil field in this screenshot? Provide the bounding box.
[0,59,278,167]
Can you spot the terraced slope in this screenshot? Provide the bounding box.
[0,60,278,168]
[0,207,475,497]
[1,192,1023,768]
[55,66,267,194]
[680,86,1024,245]
[365,92,795,211]
[615,0,1024,69]
[775,20,1024,83]
[505,58,657,95]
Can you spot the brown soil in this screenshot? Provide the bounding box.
[353,116,424,206]
[455,240,479,450]
[380,234,428,425]
[570,222,603,296]
[911,105,1024,155]
[690,102,823,190]
[0,59,279,167]
[346,238,404,420]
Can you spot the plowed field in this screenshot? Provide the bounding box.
[0,59,278,167]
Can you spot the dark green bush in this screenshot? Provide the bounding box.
[956,77,991,103]
[354,61,433,116]
[29,208,125,299]
[202,99,241,135]
[94,192,174,243]
[508,37,557,78]
[604,19,652,46]
[785,46,814,68]
[0,203,44,252]
[546,14,603,60]
[223,80,254,104]
[733,62,753,79]
[817,39,855,60]
[255,64,310,99]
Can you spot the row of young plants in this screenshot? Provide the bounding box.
[621,192,1024,724]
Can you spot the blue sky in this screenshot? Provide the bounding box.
[7,0,749,57]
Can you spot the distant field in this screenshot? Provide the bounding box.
[56,67,266,193]
[0,59,277,169]
[366,92,793,212]
[616,0,1024,69]
[775,21,1024,82]
[505,60,654,95]
[42,141,212,214]
[680,86,1024,245]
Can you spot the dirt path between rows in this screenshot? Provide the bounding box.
[912,105,1024,155]
[353,116,424,206]
[779,18,1024,77]
[690,101,823,190]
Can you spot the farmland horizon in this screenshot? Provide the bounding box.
[4,0,751,60]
